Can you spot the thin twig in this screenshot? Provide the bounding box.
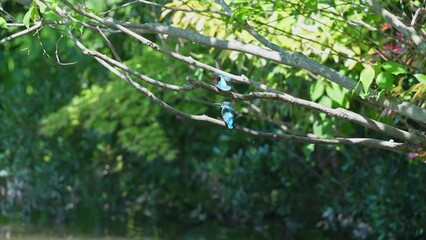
[0,21,43,44]
[55,34,78,65]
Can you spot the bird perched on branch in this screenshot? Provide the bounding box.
[220,101,234,129]
[211,73,231,91]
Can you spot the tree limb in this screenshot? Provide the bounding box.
[187,77,426,147]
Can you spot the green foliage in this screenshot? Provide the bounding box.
[325,82,349,107]
[376,71,394,90]
[0,17,7,29]
[381,61,407,75]
[310,81,325,101]
[40,81,177,161]
[23,1,40,28]
[359,61,412,93]
[359,65,375,94]
[414,74,426,84]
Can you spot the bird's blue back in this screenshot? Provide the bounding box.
[221,107,234,129]
[216,75,231,91]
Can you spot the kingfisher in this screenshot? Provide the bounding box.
[211,73,231,91]
[220,101,234,129]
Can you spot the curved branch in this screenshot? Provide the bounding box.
[85,48,196,92]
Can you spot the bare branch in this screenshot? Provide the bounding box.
[55,34,77,65]
[187,77,426,147]
[0,21,42,44]
[80,46,196,92]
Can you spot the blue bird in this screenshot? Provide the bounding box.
[212,73,231,91]
[220,101,234,129]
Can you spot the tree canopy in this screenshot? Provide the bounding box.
[0,0,426,239]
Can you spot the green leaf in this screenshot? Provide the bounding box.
[319,96,332,107]
[22,2,40,28]
[414,74,426,84]
[30,2,41,21]
[0,17,7,29]
[23,7,32,28]
[313,121,323,136]
[359,91,368,99]
[376,71,394,90]
[359,65,375,94]
[381,62,407,75]
[302,144,315,159]
[326,83,346,106]
[43,10,61,21]
[313,118,332,138]
[305,0,318,9]
[35,0,47,14]
[310,82,324,101]
[236,10,248,24]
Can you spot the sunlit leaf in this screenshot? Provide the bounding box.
[0,17,7,29]
[326,83,347,106]
[381,62,407,75]
[23,8,32,28]
[319,95,332,107]
[359,65,375,93]
[310,82,324,101]
[35,0,47,14]
[414,74,426,84]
